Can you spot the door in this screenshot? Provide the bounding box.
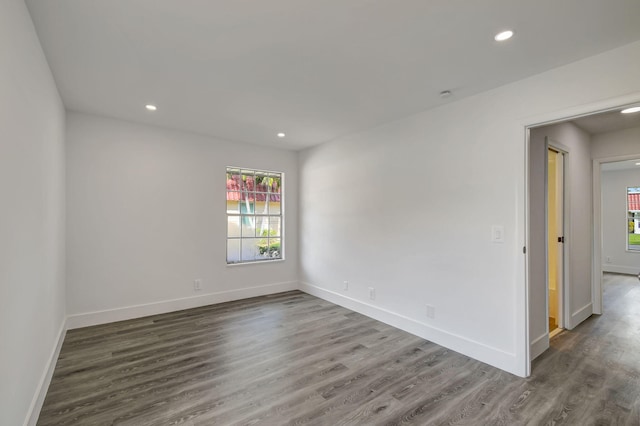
[547,146,565,334]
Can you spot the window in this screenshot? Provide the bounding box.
[628,187,640,251]
[226,167,283,264]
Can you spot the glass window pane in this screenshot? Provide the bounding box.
[227,167,283,264]
[227,170,241,191]
[269,216,281,237]
[255,173,269,194]
[269,174,282,194]
[227,216,241,238]
[226,199,240,214]
[629,187,640,251]
[257,237,280,259]
[240,201,254,214]
[227,239,241,264]
[255,216,269,237]
[241,238,261,262]
[241,171,255,192]
[241,215,255,237]
[254,200,268,215]
[268,238,281,259]
[267,200,281,215]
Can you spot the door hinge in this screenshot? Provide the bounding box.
[523,246,526,254]
[558,236,565,243]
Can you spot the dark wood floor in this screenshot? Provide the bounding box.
[37,273,640,425]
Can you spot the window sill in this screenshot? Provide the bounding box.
[226,258,286,267]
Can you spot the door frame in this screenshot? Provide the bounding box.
[521,91,640,376]
[545,140,569,332]
[592,153,640,315]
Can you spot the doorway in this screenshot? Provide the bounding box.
[525,98,640,376]
[547,145,565,337]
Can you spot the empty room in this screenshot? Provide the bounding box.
[3,0,640,425]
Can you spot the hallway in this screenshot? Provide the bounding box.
[529,273,640,423]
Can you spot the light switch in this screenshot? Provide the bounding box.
[491,225,505,243]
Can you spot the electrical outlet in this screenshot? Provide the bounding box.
[194,279,202,291]
[343,281,349,291]
[426,304,435,319]
[368,287,376,300]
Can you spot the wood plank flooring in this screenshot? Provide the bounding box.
[37,273,640,425]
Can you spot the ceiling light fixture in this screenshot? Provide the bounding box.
[621,106,640,114]
[277,132,286,138]
[145,104,157,111]
[494,30,514,42]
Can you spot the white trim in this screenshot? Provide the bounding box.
[226,258,287,267]
[549,328,563,339]
[225,166,285,266]
[24,319,67,426]
[299,281,522,377]
[570,303,593,328]
[520,94,640,130]
[530,332,549,361]
[592,159,603,315]
[67,281,298,329]
[603,265,640,275]
[515,126,531,377]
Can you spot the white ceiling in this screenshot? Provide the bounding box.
[571,108,640,135]
[25,0,640,150]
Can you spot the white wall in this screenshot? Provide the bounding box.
[299,40,640,377]
[592,126,640,159]
[600,160,640,275]
[66,112,298,326]
[591,126,640,300]
[528,122,593,359]
[0,1,66,425]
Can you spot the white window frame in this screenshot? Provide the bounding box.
[627,186,640,252]
[226,167,284,264]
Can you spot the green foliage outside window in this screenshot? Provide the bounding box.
[258,229,280,257]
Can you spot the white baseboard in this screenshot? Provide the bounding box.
[67,281,298,329]
[603,265,640,275]
[24,319,66,426]
[530,332,549,361]
[299,281,521,377]
[569,302,593,330]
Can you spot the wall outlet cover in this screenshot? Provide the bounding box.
[426,304,435,319]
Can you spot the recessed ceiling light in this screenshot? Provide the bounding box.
[621,106,640,114]
[494,30,514,42]
[636,162,640,166]
[145,104,157,111]
[277,132,286,138]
